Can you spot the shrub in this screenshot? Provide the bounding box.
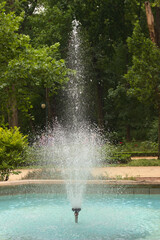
[116,140,158,152]
[0,127,28,181]
[126,159,160,166]
[107,153,131,164]
[147,119,158,142]
[117,151,158,157]
[103,143,131,164]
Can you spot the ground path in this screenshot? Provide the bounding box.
[7,166,160,181]
[91,167,160,179]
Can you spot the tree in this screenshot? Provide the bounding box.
[6,0,73,56]
[2,0,158,142]
[72,0,150,139]
[0,2,70,129]
[125,21,160,156]
[72,0,128,129]
[2,0,74,130]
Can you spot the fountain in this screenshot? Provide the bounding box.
[37,122,104,223]
[34,19,104,223]
[47,20,104,222]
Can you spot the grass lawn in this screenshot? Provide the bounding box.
[118,158,160,166]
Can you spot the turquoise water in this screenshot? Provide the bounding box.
[0,193,160,240]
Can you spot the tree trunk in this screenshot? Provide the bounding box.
[154,6,160,158]
[145,2,160,159]
[8,85,18,128]
[145,1,156,43]
[92,54,104,130]
[96,81,104,129]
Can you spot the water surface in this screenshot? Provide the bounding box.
[0,193,160,240]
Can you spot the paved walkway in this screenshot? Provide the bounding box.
[91,167,160,179]
[7,167,160,181]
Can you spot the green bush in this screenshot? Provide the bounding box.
[107,153,131,164]
[116,140,158,152]
[0,127,28,181]
[126,159,160,166]
[115,151,158,157]
[103,143,131,164]
[147,119,158,142]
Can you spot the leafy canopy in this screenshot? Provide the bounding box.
[125,21,160,106]
[0,2,70,121]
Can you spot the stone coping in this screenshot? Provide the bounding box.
[1,179,160,187]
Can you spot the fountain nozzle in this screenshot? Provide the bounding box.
[72,208,81,223]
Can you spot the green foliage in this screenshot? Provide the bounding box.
[108,153,131,164]
[125,21,160,105]
[107,82,154,140]
[116,140,158,152]
[147,118,158,142]
[104,140,158,164]
[152,0,160,7]
[0,127,28,181]
[124,159,160,166]
[24,1,73,53]
[5,43,70,91]
[0,0,159,142]
[103,143,131,164]
[0,2,70,128]
[124,0,146,25]
[118,151,158,157]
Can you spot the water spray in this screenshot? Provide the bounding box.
[72,208,81,223]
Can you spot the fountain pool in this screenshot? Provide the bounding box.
[1,193,160,240]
